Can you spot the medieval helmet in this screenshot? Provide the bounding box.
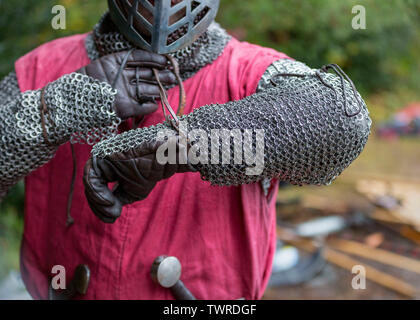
[108,0,220,54]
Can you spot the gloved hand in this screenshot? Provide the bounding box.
[83,136,195,223]
[77,50,177,120]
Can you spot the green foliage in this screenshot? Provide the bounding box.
[0,0,107,78]
[1,0,419,95]
[0,182,24,279]
[217,0,420,95]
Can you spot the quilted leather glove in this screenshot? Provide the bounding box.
[77,49,177,120]
[83,136,195,223]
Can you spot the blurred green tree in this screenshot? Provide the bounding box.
[1,0,420,94]
[0,0,108,77]
[217,0,420,95]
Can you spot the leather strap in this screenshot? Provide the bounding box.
[40,85,54,147]
[165,54,186,117]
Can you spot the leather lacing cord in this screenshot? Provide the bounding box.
[40,85,54,146]
[41,85,76,227]
[113,49,187,128]
[318,64,363,117]
[153,54,186,131]
[270,63,363,117]
[152,61,197,173]
[66,145,76,226]
[153,57,199,173]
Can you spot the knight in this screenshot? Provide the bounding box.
[0,0,371,299]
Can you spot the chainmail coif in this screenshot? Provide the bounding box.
[92,60,371,187]
[86,13,231,86]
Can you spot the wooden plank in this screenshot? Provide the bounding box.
[276,227,417,298]
[324,247,416,298]
[328,238,420,275]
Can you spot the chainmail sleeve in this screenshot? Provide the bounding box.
[0,70,120,200]
[190,59,372,186]
[0,72,21,105]
[92,59,371,187]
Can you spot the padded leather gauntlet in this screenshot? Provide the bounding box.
[77,49,177,121]
[83,136,194,223]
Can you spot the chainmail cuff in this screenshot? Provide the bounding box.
[43,72,120,145]
[0,71,120,196]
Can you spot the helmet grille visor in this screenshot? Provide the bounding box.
[108,0,220,54]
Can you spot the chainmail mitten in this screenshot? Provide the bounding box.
[91,59,371,187]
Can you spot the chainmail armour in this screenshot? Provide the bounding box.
[0,72,119,198]
[0,72,21,104]
[0,13,231,200]
[0,11,371,198]
[92,59,371,187]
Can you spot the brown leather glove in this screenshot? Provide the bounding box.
[83,136,196,223]
[77,50,177,120]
